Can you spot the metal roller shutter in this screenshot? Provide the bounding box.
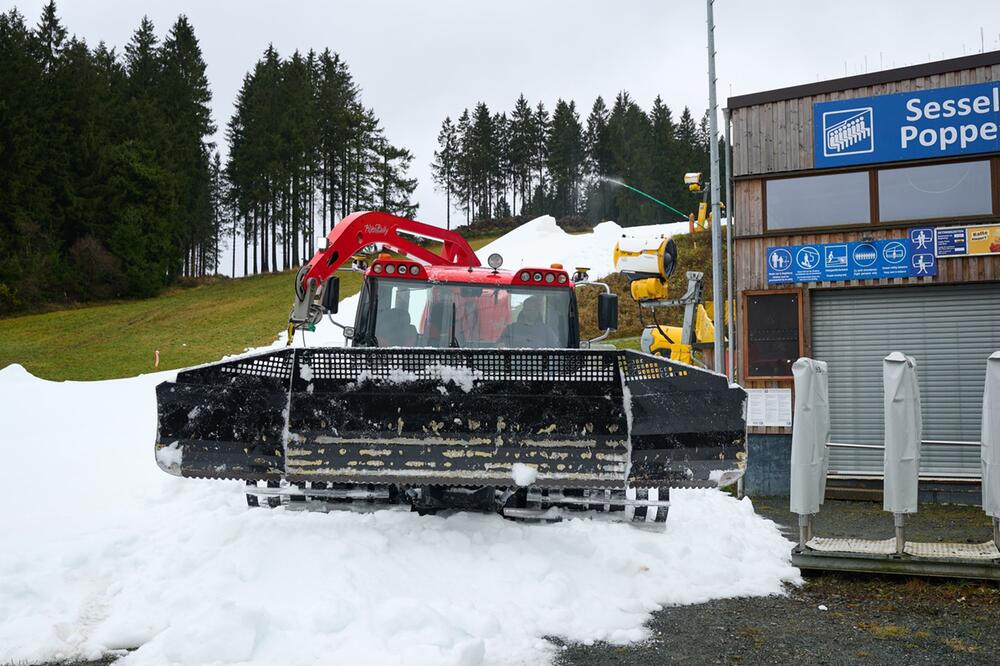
[811,283,1000,480]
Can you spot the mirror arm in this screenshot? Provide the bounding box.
[326,314,349,330]
[588,282,615,345]
[574,281,611,295]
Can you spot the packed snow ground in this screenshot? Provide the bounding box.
[0,216,796,666]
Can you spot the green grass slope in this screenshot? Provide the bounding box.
[0,271,364,381]
[0,236,499,382]
[0,232,716,382]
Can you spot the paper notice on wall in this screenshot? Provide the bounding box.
[746,388,792,428]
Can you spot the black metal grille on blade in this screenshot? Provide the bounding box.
[157,345,747,489]
[619,350,690,381]
[299,348,618,382]
[217,351,294,380]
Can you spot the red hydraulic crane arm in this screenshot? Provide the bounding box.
[300,211,479,289]
[289,211,480,332]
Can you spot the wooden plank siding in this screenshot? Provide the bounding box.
[734,179,1000,435]
[730,65,1000,178]
[729,62,1000,435]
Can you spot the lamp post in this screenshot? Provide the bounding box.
[706,0,725,374]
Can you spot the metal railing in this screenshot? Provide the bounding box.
[827,439,982,481]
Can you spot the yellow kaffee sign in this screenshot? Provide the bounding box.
[934,223,1000,257]
[968,225,1000,255]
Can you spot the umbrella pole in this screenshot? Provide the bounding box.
[894,513,906,555]
[798,513,812,549]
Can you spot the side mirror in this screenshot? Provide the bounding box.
[321,276,340,314]
[597,293,618,331]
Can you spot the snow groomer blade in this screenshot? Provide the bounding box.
[154,348,746,489]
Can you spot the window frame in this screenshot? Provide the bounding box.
[362,277,580,349]
[876,158,995,224]
[742,288,805,381]
[763,170,873,232]
[761,155,1000,234]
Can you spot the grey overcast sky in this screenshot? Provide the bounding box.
[8,0,1000,228]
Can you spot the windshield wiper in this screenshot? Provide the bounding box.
[449,302,460,348]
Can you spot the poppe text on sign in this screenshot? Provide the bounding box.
[814,81,1000,168]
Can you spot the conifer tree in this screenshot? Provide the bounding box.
[468,102,495,219]
[546,99,584,217]
[585,95,612,221]
[431,117,459,229]
[455,109,473,222]
[34,0,65,72]
[508,94,535,214]
[124,17,158,91]
[374,140,418,218]
[650,95,681,208]
[529,102,550,213]
[493,112,511,217]
[160,15,214,277]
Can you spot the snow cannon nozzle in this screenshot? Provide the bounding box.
[613,236,677,282]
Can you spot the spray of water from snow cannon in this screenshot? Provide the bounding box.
[599,176,688,221]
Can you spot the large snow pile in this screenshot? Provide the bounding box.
[280,215,690,348]
[0,215,792,665]
[0,362,799,665]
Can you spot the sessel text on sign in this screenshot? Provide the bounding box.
[814,81,1000,168]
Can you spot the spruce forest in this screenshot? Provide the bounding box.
[1,1,719,314]
[0,3,417,313]
[431,94,722,230]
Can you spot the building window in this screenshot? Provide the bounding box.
[744,290,803,379]
[878,160,993,222]
[765,171,871,230]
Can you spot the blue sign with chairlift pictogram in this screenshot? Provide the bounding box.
[767,228,937,284]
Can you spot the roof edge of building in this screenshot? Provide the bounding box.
[727,50,1000,111]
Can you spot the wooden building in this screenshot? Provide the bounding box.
[728,51,1000,497]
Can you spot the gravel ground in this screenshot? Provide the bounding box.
[754,497,996,544]
[556,498,1000,665]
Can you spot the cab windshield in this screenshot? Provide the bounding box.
[373,279,571,349]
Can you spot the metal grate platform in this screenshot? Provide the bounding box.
[794,537,1000,580]
[904,540,1000,560]
[807,537,896,555]
[805,537,1000,560]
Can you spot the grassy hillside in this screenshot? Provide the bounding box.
[0,236,499,382]
[0,232,719,382]
[0,271,362,381]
